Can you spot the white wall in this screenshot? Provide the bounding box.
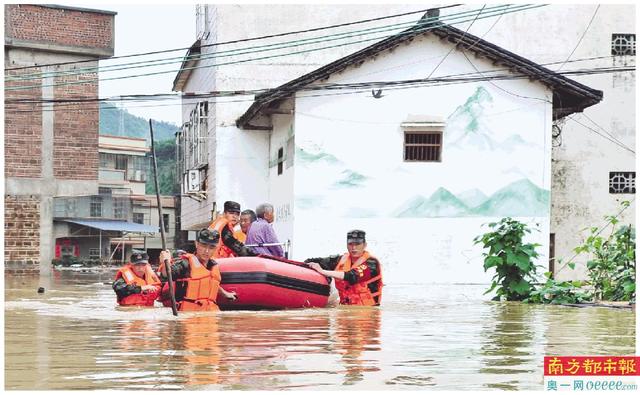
[180,5,633,282]
[438,4,636,280]
[268,114,295,253]
[291,34,553,284]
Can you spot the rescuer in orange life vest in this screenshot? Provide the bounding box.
[305,230,383,306]
[112,252,162,306]
[158,228,237,311]
[208,200,258,259]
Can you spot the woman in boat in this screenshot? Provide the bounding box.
[305,230,383,306]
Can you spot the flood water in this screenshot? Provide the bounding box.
[4,270,636,390]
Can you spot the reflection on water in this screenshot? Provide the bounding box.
[4,272,636,390]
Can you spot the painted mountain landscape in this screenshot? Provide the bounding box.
[393,178,550,218]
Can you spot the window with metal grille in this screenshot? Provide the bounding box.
[163,214,170,232]
[404,132,442,162]
[89,248,100,260]
[277,147,284,175]
[611,34,636,56]
[90,196,102,217]
[177,101,208,190]
[609,172,635,194]
[133,213,144,224]
[113,197,127,219]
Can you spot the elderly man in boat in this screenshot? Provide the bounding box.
[305,230,383,306]
[158,228,237,311]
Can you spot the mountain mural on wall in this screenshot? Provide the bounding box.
[444,86,498,151]
[471,178,550,216]
[333,169,368,188]
[391,178,549,218]
[296,146,342,165]
[395,188,470,217]
[457,188,488,208]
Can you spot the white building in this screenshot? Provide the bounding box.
[173,5,631,283]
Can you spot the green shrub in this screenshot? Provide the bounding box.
[571,202,635,302]
[474,218,541,301]
[525,272,592,304]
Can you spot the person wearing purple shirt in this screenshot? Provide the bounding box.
[246,203,284,257]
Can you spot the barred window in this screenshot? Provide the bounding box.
[612,34,635,56]
[90,196,103,217]
[177,101,208,189]
[113,197,127,219]
[89,248,100,260]
[133,212,144,224]
[609,172,635,194]
[404,132,442,162]
[402,116,445,162]
[277,147,284,175]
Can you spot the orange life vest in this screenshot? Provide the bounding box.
[161,253,221,311]
[234,229,247,243]
[115,264,161,306]
[208,217,236,258]
[335,251,383,306]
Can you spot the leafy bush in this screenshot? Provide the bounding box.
[525,272,592,304]
[571,202,635,302]
[474,218,541,301]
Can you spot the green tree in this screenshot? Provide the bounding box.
[146,139,179,195]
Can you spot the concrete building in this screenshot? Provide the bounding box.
[97,135,178,264]
[4,4,116,274]
[173,6,606,284]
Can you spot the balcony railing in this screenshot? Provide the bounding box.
[53,195,132,220]
[98,169,126,182]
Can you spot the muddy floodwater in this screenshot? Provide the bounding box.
[4,271,636,390]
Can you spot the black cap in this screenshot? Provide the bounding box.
[130,252,149,265]
[223,200,241,213]
[347,229,366,243]
[196,228,220,246]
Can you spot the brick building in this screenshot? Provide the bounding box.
[4,5,115,274]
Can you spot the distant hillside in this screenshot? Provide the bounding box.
[99,102,179,195]
[99,102,179,142]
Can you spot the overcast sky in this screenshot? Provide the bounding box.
[94,4,195,126]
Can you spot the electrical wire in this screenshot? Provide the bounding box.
[426,4,487,79]
[556,5,600,72]
[5,5,545,92]
[567,115,636,154]
[6,4,501,82]
[4,65,634,108]
[5,4,464,72]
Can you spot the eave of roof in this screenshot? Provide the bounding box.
[237,13,603,128]
[172,39,201,92]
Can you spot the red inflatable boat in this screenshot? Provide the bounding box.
[215,256,330,310]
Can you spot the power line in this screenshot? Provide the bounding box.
[580,112,628,146]
[556,5,600,72]
[7,4,503,82]
[5,65,634,112]
[5,5,545,92]
[6,53,617,105]
[567,115,635,154]
[4,5,529,86]
[426,4,487,79]
[5,4,464,72]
